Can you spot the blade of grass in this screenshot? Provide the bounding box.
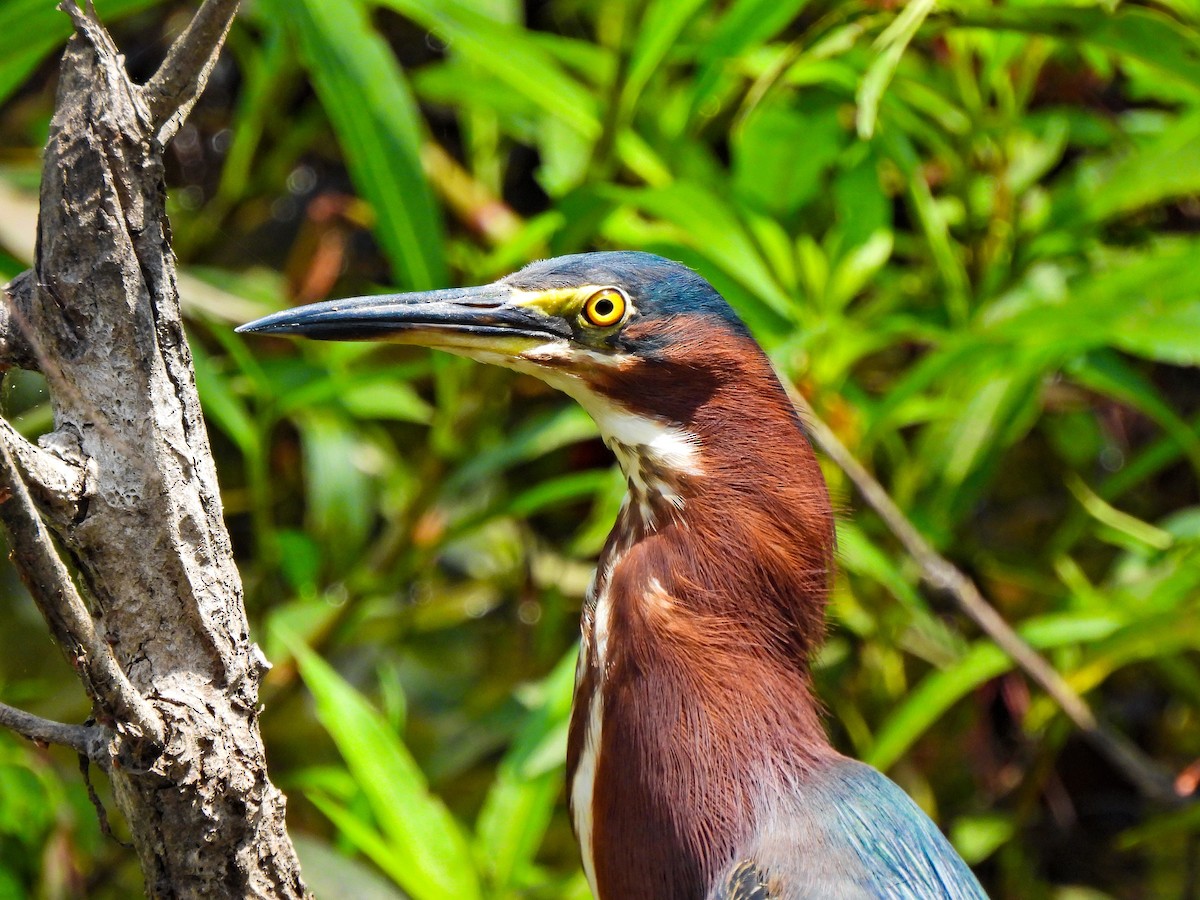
[283,629,482,900]
[475,649,576,891]
[281,0,447,289]
[617,0,707,126]
[857,0,937,139]
[379,0,601,138]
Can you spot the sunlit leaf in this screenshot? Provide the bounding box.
[942,5,1200,95]
[475,650,576,890]
[285,630,482,900]
[857,0,937,138]
[379,0,601,138]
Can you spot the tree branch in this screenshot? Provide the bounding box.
[0,418,163,769]
[0,700,103,757]
[788,387,1183,804]
[138,0,240,144]
[15,3,310,893]
[0,417,90,522]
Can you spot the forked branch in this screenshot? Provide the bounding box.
[0,1,308,894]
[137,0,240,143]
[0,419,163,768]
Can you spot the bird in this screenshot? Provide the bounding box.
[239,251,988,900]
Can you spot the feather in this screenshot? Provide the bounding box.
[712,860,778,899]
[713,759,988,900]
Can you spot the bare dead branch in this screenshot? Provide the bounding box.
[0,699,103,757]
[787,386,1182,804]
[0,420,164,768]
[0,418,90,522]
[19,4,310,893]
[139,0,240,144]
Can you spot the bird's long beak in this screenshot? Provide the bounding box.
[235,282,572,358]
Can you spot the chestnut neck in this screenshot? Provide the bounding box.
[590,329,836,677]
[568,336,839,897]
[568,328,840,892]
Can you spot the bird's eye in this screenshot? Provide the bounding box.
[581,288,627,328]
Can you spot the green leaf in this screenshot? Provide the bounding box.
[0,0,164,106]
[340,380,434,424]
[275,361,434,416]
[447,405,598,491]
[1079,112,1200,222]
[275,529,323,595]
[990,240,1200,366]
[1065,608,1200,699]
[475,649,576,890]
[308,793,430,891]
[506,470,615,519]
[1067,475,1174,553]
[950,814,1016,865]
[857,0,937,139]
[284,630,482,900]
[835,520,928,616]
[942,5,1200,96]
[379,0,601,138]
[281,0,446,288]
[689,0,817,117]
[297,411,376,569]
[733,102,847,216]
[827,230,894,309]
[832,152,891,252]
[619,0,708,125]
[937,371,1030,488]
[867,614,1122,771]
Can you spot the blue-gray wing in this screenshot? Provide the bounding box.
[710,759,988,900]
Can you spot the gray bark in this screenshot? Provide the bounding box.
[0,1,308,896]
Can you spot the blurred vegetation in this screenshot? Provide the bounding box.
[0,0,1198,896]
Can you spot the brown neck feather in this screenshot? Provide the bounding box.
[567,321,837,898]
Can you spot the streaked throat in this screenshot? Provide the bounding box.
[568,400,702,897]
[580,398,703,531]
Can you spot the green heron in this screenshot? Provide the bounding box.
[239,252,987,899]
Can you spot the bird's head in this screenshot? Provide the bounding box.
[237,251,751,428]
[241,251,830,563]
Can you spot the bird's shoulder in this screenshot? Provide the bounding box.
[709,758,988,900]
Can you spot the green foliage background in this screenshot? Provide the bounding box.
[0,0,1198,896]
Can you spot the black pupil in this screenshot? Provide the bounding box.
[594,298,614,317]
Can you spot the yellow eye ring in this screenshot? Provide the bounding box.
[581,288,627,328]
